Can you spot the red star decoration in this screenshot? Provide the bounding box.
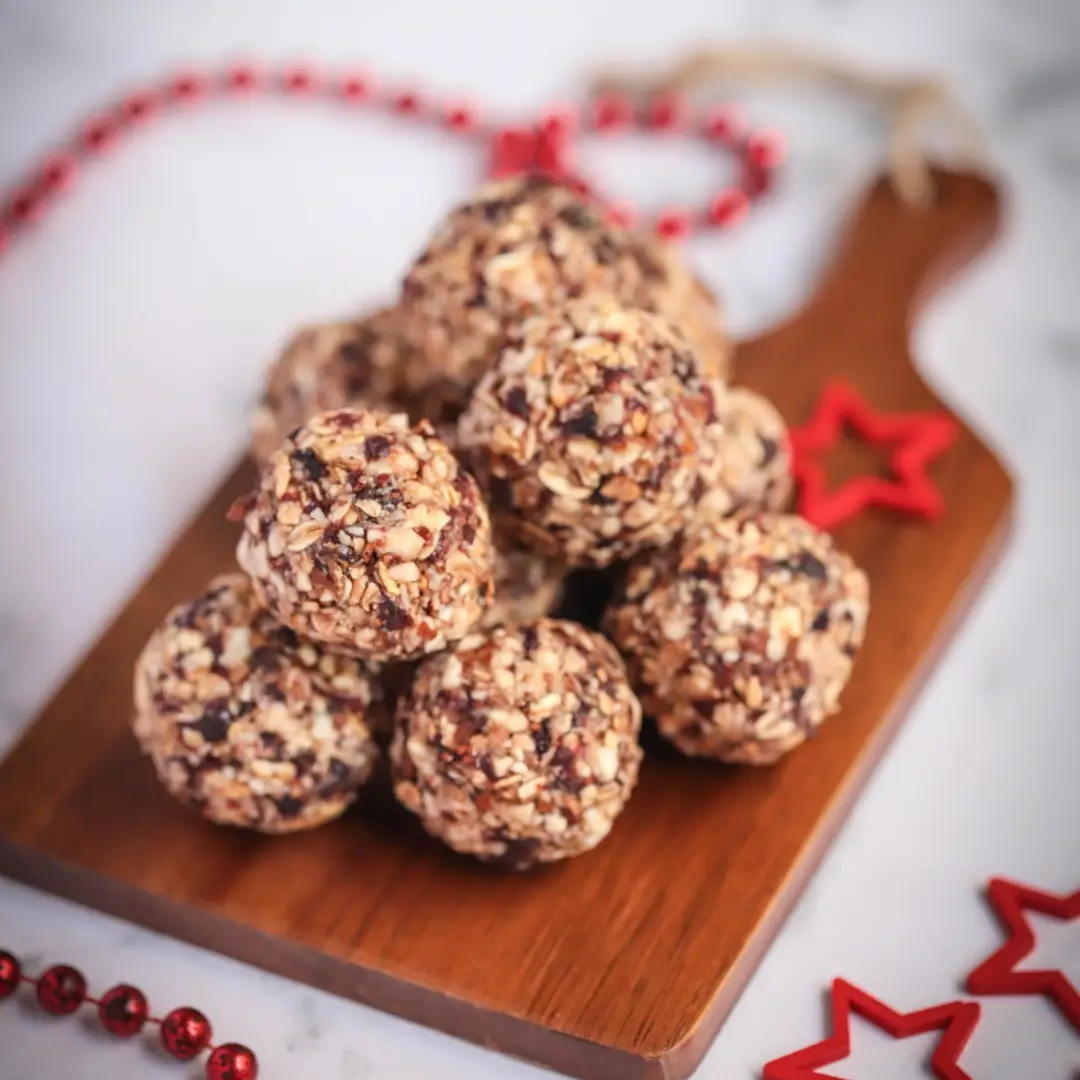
[966,877,1080,1032]
[763,978,981,1080]
[788,380,958,531]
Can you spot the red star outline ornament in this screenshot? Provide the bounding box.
[788,380,958,531]
[762,978,981,1080]
[965,877,1080,1032]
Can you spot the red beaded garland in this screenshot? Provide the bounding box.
[161,1005,213,1060]
[206,1042,260,1080]
[98,983,149,1037]
[0,950,21,998]
[35,964,87,1015]
[0,61,784,270]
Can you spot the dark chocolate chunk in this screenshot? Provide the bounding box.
[521,625,539,654]
[274,795,304,818]
[811,608,830,631]
[364,435,391,459]
[492,836,541,871]
[533,720,551,757]
[561,406,598,437]
[505,386,529,418]
[759,436,780,466]
[291,447,326,480]
[291,750,317,776]
[558,204,599,230]
[188,700,232,743]
[259,731,285,753]
[250,645,281,672]
[378,598,410,631]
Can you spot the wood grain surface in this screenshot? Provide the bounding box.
[0,168,1012,1080]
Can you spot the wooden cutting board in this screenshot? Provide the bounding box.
[0,168,1011,1080]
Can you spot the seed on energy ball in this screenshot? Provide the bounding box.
[235,408,494,661]
[398,175,731,406]
[482,546,566,629]
[458,299,715,567]
[249,308,463,467]
[132,574,383,833]
[694,385,793,523]
[604,513,869,766]
[391,619,644,868]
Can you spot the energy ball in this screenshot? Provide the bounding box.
[235,408,494,662]
[391,619,644,869]
[398,176,730,405]
[458,299,715,567]
[249,308,465,467]
[484,547,566,629]
[605,513,869,765]
[695,386,794,523]
[250,310,411,467]
[132,574,382,833]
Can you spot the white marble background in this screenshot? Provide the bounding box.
[1,1,1079,1077]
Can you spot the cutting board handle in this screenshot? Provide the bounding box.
[736,167,1003,411]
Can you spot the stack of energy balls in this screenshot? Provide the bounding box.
[132,176,869,870]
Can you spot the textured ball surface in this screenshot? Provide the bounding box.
[694,385,793,524]
[250,310,414,467]
[459,300,715,566]
[133,574,382,832]
[399,176,730,403]
[236,408,494,660]
[605,513,869,765]
[392,619,643,868]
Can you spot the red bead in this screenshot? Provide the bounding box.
[537,103,578,141]
[35,964,86,1015]
[8,184,45,224]
[338,71,374,102]
[605,200,638,229]
[742,164,773,199]
[121,91,158,125]
[0,951,21,998]
[747,128,786,170]
[206,1043,259,1080]
[703,104,745,144]
[282,65,319,95]
[391,90,421,115]
[161,1006,213,1060]
[40,153,77,193]
[167,70,208,103]
[591,93,632,131]
[654,208,692,240]
[80,115,119,154]
[707,187,749,228]
[444,101,479,132]
[225,63,261,94]
[645,93,687,132]
[98,983,149,1037]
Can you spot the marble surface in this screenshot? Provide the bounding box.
[1,0,1079,1076]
